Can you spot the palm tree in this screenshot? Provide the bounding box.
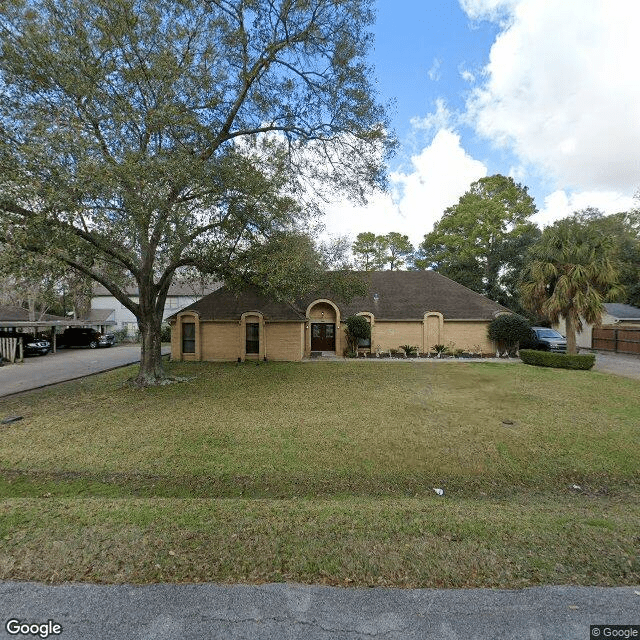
[520,218,624,354]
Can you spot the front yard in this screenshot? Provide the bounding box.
[0,361,638,587]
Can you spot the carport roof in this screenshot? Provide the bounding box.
[0,305,87,328]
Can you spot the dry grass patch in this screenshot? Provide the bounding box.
[1,494,637,587]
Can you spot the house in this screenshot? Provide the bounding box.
[554,302,640,350]
[169,271,511,362]
[92,280,222,336]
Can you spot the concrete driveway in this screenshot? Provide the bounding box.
[0,344,170,398]
[592,351,640,380]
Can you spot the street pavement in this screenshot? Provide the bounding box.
[0,344,171,398]
[0,582,638,639]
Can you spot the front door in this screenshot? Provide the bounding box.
[311,323,335,352]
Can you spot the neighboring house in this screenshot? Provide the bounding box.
[92,280,222,335]
[554,303,640,350]
[169,271,511,362]
[81,308,117,334]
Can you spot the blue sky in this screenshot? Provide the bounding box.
[323,0,640,248]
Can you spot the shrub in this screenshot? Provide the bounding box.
[344,315,371,353]
[399,344,418,356]
[488,314,531,356]
[112,328,129,343]
[432,344,447,357]
[519,349,596,370]
[160,323,172,342]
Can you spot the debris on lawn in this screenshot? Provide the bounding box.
[1,415,23,425]
[571,484,582,491]
[502,419,515,425]
[433,488,444,496]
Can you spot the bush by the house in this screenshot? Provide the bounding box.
[488,314,531,356]
[519,349,596,370]
[160,323,172,342]
[344,315,371,353]
[399,344,418,356]
[432,344,447,357]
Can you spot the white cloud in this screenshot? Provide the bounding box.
[464,0,640,194]
[322,128,487,247]
[459,0,519,22]
[460,68,476,83]
[428,58,442,81]
[534,190,635,228]
[410,99,453,133]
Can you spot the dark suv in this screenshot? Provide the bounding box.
[522,327,567,352]
[0,331,51,356]
[57,328,115,349]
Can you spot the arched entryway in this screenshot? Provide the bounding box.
[306,300,341,354]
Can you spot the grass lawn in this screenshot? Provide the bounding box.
[0,360,638,587]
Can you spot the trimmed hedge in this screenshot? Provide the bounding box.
[519,349,596,370]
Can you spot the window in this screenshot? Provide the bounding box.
[182,322,195,353]
[246,323,259,354]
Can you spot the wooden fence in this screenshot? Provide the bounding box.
[0,337,18,363]
[592,326,640,355]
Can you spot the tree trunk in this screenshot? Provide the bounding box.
[135,316,165,385]
[565,313,578,355]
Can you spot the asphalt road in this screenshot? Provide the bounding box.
[0,344,171,398]
[0,582,638,640]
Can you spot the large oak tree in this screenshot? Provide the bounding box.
[0,0,390,384]
[416,175,540,310]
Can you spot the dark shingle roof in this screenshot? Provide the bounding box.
[174,271,510,321]
[0,305,70,323]
[604,303,640,320]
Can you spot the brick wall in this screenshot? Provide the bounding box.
[172,316,495,360]
[200,322,239,360]
[266,322,304,361]
[443,321,493,353]
[372,322,423,352]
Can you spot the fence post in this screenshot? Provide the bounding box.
[614,328,619,353]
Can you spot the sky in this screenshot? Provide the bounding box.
[321,0,640,249]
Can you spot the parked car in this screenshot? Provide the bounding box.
[57,328,115,349]
[521,327,567,352]
[0,330,51,356]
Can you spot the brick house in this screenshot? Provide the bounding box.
[169,271,511,362]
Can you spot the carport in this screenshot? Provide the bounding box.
[0,305,88,363]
